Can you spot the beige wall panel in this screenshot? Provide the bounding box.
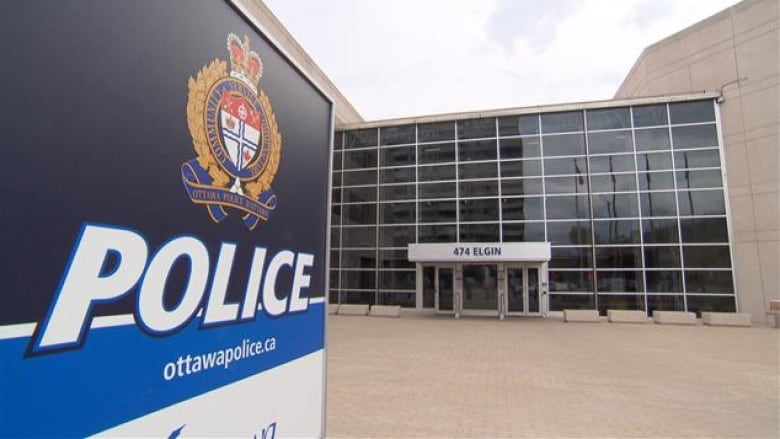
[739,85,780,132]
[735,29,780,81]
[732,0,779,35]
[729,193,758,233]
[734,242,767,318]
[757,240,779,302]
[690,49,739,92]
[720,98,746,138]
[724,141,751,189]
[746,134,780,185]
[683,17,735,58]
[752,191,780,231]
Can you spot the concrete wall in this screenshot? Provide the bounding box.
[233,0,363,126]
[616,0,779,324]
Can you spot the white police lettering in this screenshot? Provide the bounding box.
[33,224,314,352]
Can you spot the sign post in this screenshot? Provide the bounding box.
[0,1,331,437]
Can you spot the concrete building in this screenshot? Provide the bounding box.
[244,0,778,323]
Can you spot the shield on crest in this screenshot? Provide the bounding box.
[219,92,261,173]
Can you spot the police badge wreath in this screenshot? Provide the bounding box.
[182,33,281,230]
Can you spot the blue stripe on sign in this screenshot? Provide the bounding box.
[0,302,324,438]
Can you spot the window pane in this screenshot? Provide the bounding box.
[418,121,455,142]
[458,118,496,140]
[459,162,497,179]
[377,292,416,307]
[685,271,733,293]
[460,180,498,197]
[644,246,681,268]
[502,197,544,220]
[544,157,587,175]
[502,222,545,242]
[647,295,684,312]
[460,198,498,221]
[500,137,541,158]
[546,195,590,219]
[343,187,376,203]
[588,130,633,154]
[637,152,672,171]
[593,219,641,244]
[502,178,543,195]
[419,182,456,199]
[549,294,595,311]
[379,167,412,184]
[592,193,639,218]
[589,155,635,173]
[686,295,736,314]
[669,100,715,124]
[547,221,591,245]
[633,104,668,127]
[340,271,375,289]
[332,171,342,187]
[591,174,637,193]
[646,271,683,292]
[334,131,344,150]
[460,223,499,242]
[342,228,376,248]
[419,200,457,223]
[380,125,415,146]
[331,188,341,204]
[643,218,679,243]
[683,245,731,268]
[418,143,456,164]
[343,204,376,225]
[674,149,720,168]
[378,270,416,290]
[596,247,642,268]
[500,159,542,177]
[333,151,342,171]
[676,170,722,189]
[459,140,497,162]
[379,249,414,269]
[419,164,456,182]
[344,128,377,148]
[634,128,671,151]
[419,224,457,243]
[380,146,415,167]
[638,172,675,191]
[541,111,583,133]
[380,184,415,201]
[499,114,540,136]
[549,271,593,292]
[672,124,718,149]
[680,218,728,243]
[640,192,677,217]
[341,291,376,305]
[550,247,593,269]
[379,225,415,247]
[344,149,377,169]
[678,190,725,216]
[379,202,415,224]
[545,176,589,194]
[587,107,630,130]
[542,133,586,156]
[330,228,340,247]
[597,271,643,292]
[597,295,645,314]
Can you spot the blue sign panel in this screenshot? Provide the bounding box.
[0,1,331,436]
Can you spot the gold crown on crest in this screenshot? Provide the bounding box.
[227,33,263,92]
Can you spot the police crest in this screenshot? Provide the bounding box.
[182,33,281,230]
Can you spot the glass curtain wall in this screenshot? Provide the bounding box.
[330,99,735,315]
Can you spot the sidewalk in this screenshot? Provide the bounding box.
[325,314,779,438]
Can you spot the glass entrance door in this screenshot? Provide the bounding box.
[504,264,543,316]
[461,264,498,316]
[435,266,454,314]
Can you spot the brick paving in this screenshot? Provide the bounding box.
[325,314,779,438]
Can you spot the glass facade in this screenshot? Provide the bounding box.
[330,99,736,315]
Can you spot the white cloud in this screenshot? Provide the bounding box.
[265,0,740,121]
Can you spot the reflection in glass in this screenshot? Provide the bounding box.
[419,200,457,223]
[459,162,497,179]
[418,122,455,142]
[419,164,456,182]
[500,159,542,177]
[674,149,720,168]
[597,270,643,292]
[343,186,376,203]
[549,271,593,292]
[644,246,681,268]
[419,224,457,243]
[634,128,671,151]
[423,266,435,308]
[502,197,544,221]
[593,220,641,244]
[680,218,728,243]
[462,265,498,310]
[683,245,731,268]
[502,222,545,242]
[344,129,377,148]
[646,271,683,292]
[588,130,633,154]
[460,223,500,242]
[377,292,415,308]
[502,178,544,195]
[460,180,499,198]
[528,268,540,313]
[589,155,635,173]
[677,190,725,216]
[379,167,412,184]
[587,107,631,130]
[378,270,416,290]
[380,250,415,269]
[637,152,673,171]
[597,295,644,314]
[379,184,415,201]
[344,169,377,186]
[638,172,675,191]
[458,118,496,140]
[647,295,684,313]
[547,221,591,245]
[544,157,587,175]
[343,204,376,225]
[341,227,376,248]
[642,219,679,243]
[459,140,497,161]
[499,114,539,136]
[632,104,668,127]
[545,176,589,194]
[672,125,718,149]
[549,294,595,311]
[596,247,642,268]
[591,174,636,193]
[380,125,415,146]
[507,268,524,312]
[419,182,456,199]
[685,271,734,293]
[676,170,722,189]
[550,247,593,269]
[592,193,639,218]
[500,137,541,158]
[640,192,677,217]
[379,202,415,224]
[541,111,583,133]
[378,225,415,247]
[418,143,456,164]
[341,270,375,289]
[546,195,590,219]
[669,100,715,124]
[686,295,736,314]
[344,149,377,169]
[460,198,499,221]
[542,133,586,156]
[437,268,454,311]
[380,146,415,167]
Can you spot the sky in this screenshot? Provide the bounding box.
[265,0,741,121]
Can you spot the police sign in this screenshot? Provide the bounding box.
[0,1,330,437]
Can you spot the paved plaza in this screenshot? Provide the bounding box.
[325,314,779,438]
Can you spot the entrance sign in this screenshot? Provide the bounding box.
[0,2,330,437]
[408,243,551,263]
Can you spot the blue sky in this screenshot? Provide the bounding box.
[265,0,740,121]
